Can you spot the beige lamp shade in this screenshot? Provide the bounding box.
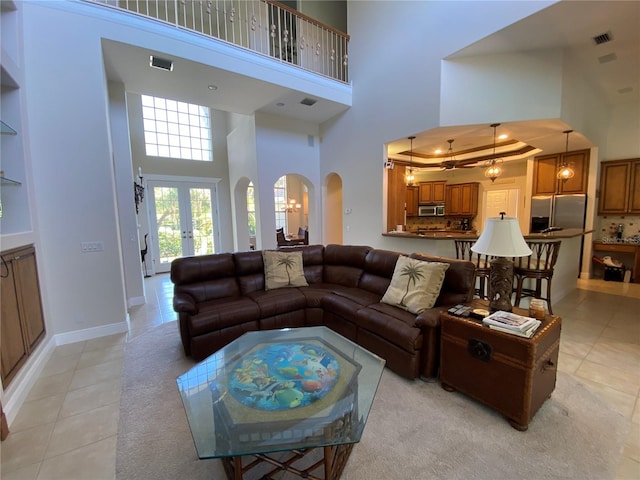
[472,217,532,258]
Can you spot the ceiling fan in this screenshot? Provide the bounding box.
[423,139,478,170]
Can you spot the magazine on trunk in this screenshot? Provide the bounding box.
[487,319,542,338]
[483,311,538,332]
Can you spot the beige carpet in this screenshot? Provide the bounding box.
[116,322,631,480]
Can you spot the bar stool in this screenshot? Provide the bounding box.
[454,239,492,299]
[513,240,561,314]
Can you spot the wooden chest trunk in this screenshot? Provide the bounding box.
[439,306,561,431]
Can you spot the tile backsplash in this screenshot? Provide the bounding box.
[595,215,640,241]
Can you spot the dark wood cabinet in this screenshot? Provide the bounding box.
[418,181,446,204]
[406,186,418,217]
[1,245,46,386]
[532,149,589,196]
[386,165,407,231]
[598,158,640,215]
[445,182,479,216]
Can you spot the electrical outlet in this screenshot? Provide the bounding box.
[81,241,105,253]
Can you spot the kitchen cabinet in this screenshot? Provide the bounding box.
[406,186,418,217]
[418,181,446,203]
[532,149,589,196]
[1,245,46,386]
[598,158,640,215]
[445,182,479,217]
[387,165,407,231]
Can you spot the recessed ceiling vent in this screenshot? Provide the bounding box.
[598,53,618,64]
[300,97,317,106]
[593,31,613,45]
[149,55,174,71]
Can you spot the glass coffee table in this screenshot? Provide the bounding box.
[176,326,385,480]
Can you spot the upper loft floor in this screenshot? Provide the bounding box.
[87,0,350,84]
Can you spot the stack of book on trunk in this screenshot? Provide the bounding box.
[482,311,541,338]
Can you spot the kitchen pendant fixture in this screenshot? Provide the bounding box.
[557,130,575,180]
[405,136,416,186]
[484,123,504,182]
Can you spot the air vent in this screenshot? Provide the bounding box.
[149,55,174,71]
[300,97,317,106]
[618,87,633,95]
[593,31,613,45]
[598,53,618,64]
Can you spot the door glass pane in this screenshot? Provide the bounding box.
[154,186,183,264]
[190,188,215,255]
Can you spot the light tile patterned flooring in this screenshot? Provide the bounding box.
[1,275,639,479]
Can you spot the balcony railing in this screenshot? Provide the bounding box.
[88,0,349,83]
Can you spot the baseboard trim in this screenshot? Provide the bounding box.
[54,320,129,346]
[127,295,145,309]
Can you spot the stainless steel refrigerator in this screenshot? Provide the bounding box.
[530,194,587,232]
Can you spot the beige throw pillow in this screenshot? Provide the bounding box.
[262,250,309,291]
[381,256,449,314]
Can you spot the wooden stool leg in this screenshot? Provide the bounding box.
[546,277,553,314]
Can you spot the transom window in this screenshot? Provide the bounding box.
[141,95,212,161]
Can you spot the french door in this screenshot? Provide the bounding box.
[148,179,220,273]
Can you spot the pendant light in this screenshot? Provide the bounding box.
[405,136,416,186]
[484,123,504,182]
[557,130,575,180]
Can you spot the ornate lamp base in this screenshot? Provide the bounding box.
[488,257,514,312]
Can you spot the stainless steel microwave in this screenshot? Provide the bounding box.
[418,204,445,217]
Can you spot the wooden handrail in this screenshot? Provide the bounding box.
[264,0,350,40]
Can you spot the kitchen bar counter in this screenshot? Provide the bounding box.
[381,228,594,306]
[382,228,592,240]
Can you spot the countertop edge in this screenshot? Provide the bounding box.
[382,229,593,240]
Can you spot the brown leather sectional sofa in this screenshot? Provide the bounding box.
[170,244,475,380]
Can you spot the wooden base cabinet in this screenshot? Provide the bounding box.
[1,245,46,386]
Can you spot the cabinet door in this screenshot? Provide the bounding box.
[0,258,28,386]
[532,155,559,196]
[598,161,630,214]
[14,250,46,349]
[558,150,589,194]
[418,182,433,203]
[629,160,640,214]
[459,183,479,216]
[445,185,462,215]
[406,186,418,216]
[432,181,446,202]
[387,166,406,231]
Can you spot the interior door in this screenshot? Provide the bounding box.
[148,180,219,273]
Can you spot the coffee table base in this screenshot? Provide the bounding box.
[221,443,354,480]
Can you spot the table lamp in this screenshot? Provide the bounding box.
[471,213,532,312]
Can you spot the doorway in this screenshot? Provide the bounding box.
[147,179,220,273]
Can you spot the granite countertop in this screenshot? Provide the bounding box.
[382,228,593,240]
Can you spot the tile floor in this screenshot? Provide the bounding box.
[1,275,639,479]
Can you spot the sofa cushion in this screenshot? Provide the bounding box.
[187,297,260,336]
[359,249,401,295]
[355,302,423,352]
[409,252,476,306]
[381,256,449,314]
[234,250,266,294]
[322,244,371,287]
[246,288,307,318]
[262,250,309,290]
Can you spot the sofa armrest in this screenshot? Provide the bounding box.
[415,308,445,328]
[173,292,198,314]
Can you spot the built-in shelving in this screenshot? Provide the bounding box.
[1,175,21,185]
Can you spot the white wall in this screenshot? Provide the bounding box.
[320,0,554,254]
[441,50,564,125]
[255,113,320,249]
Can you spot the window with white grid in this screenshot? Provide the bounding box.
[141,95,212,161]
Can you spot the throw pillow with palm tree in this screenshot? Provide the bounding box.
[263,250,309,290]
[381,256,450,314]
